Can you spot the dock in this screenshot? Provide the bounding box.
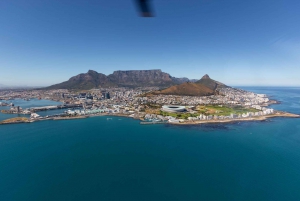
[30,104,83,112]
[140,121,167,125]
[53,116,88,120]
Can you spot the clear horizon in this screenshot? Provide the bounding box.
[1,0,299,86]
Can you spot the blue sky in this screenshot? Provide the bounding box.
[0,0,299,86]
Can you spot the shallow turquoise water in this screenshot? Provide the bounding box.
[0,88,300,201]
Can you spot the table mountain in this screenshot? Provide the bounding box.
[44,69,196,90]
[108,69,174,87]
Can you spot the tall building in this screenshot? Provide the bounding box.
[102,92,110,99]
[105,92,110,99]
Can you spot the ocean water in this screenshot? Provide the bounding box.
[0,88,300,201]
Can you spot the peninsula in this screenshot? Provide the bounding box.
[0,70,299,125]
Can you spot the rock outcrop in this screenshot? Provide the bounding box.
[196,74,227,90]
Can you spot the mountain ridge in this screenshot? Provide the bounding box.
[44,69,198,90]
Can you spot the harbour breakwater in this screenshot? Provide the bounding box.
[30,104,83,112]
[1,103,83,114]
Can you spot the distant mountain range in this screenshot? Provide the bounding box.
[0,84,6,88]
[45,69,198,90]
[0,84,37,90]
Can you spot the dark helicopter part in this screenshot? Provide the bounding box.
[134,0,154,17]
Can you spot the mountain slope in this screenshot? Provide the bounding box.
[45,70,115,90]
[149,74,229,96]
[151,82,214,96]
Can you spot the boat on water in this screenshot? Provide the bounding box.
[107,118,112,120]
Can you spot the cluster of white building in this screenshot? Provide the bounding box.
[187,108,274,121]
[143,106,275,123]
[136,88,272,108]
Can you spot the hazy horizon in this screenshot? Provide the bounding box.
[1,68,300,87]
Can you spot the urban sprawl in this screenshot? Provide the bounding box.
[0,87,282,124]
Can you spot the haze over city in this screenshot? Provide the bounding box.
[1,0,299,86]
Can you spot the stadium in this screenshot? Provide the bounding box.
[161,105,186,113]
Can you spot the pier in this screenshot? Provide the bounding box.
[30,104,83,112]
[140,121,167,125]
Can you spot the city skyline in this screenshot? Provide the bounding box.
[1,0,300,86]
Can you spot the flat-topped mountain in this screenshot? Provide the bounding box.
[45,69,196,90]
[108,69,174,87]
[150,74,229,96]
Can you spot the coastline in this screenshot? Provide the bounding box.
[1,97,299,126]
[0,111,299,126]
[168,112,300,125]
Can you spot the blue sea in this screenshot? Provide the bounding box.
[0,87,300,201]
